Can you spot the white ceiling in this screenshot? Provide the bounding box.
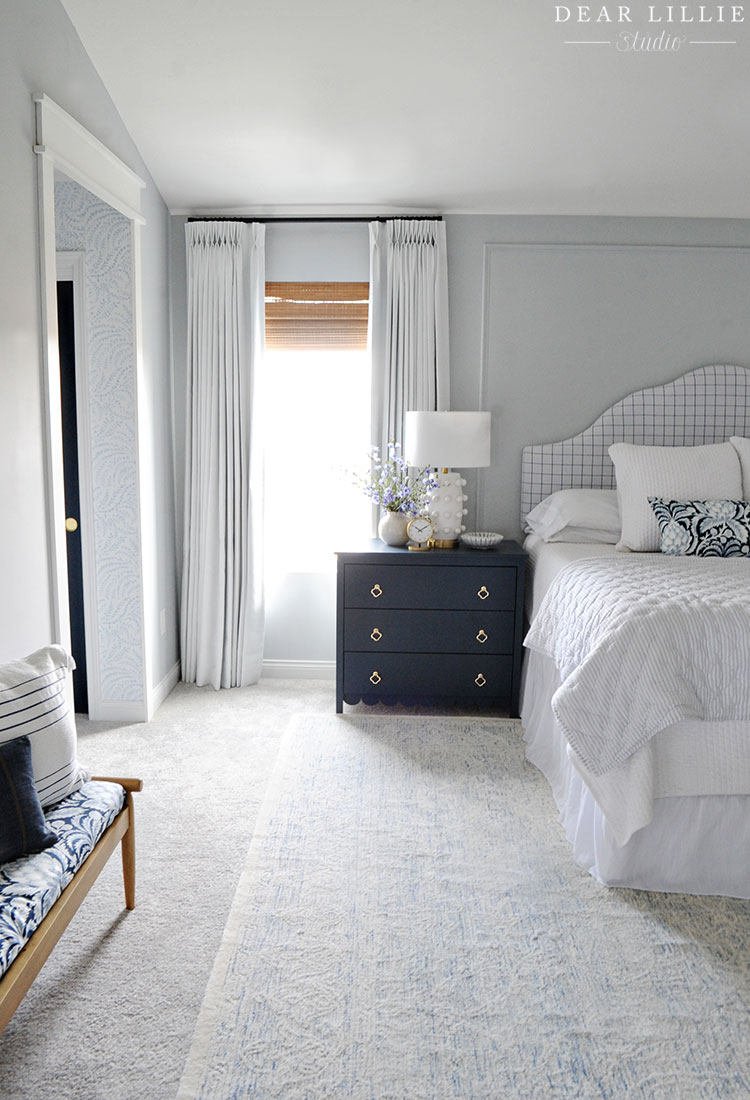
[60,0,750,218]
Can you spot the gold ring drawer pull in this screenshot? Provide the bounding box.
[371,583,383,599]
[369,670,382,685]
[475,672,487,687]
[477,585,489,600]
[476,629,488,644]
[370,627,382,642]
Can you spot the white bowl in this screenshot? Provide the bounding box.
[460,531,504,550]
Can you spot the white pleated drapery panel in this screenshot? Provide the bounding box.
[181,221,265,689]
[368,219,450,457]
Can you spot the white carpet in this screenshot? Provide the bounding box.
[0,678,334,1100]
[178,714,750,1100]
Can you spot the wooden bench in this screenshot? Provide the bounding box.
[0,776,142,1036]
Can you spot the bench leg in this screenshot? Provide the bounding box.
[121,792,136,910]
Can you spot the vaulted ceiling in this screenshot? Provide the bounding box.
[60,0,750,218]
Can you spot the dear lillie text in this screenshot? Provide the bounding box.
[555,4,743,49]
[555,5,743,21]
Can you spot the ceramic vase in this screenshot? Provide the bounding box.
[378,510,409,547]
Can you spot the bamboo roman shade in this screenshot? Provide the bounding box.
[265,282,369,350]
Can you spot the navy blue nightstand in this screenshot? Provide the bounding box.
[335,540,527,715]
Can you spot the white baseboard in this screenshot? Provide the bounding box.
[149,660,181,716]
[85,660,181,722]
[88,699,149,722]
[261,659,336,681]
[88,659,333,717]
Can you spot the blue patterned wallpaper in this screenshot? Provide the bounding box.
[55,178,144,703]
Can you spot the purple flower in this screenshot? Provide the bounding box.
[350,442,436,514]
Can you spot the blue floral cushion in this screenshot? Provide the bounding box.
[0,736,58,863]
[648,498,750,557]
[0,780,125,978]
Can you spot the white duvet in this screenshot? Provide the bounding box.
[524,554,750,779]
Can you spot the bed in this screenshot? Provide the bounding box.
[519,363,750,897]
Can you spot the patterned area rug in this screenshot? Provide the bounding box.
[178,714,750,1099]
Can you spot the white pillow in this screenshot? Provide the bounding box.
[609,441,742,552]
[730,437,750,497]
[0,645,89,807]
[524,489,620,544]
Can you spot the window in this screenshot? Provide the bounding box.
[263,282,371,575]
[265,282,368,350]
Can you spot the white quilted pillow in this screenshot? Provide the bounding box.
[0,645,89,807]
[609,441,743,552]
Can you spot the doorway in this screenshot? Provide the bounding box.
[36,94,153,719]
[56,278,88,712]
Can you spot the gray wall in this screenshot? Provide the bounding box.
[446,215,750,539]
[0,0,177,695]
[171,213,750,665]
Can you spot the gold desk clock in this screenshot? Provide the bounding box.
[406,515,435,550]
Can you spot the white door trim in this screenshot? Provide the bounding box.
[34,94,145,223]
[35,95,154,720]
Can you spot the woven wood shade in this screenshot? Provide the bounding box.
[265,282,369,350]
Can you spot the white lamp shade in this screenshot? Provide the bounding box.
[404,411,491,469]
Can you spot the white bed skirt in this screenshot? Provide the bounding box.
[521,650,750,898]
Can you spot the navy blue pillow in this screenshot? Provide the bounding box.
[0,736,58,863]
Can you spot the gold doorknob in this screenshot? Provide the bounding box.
[370,583,383,598]
[370,628,382,642]
[477,585,489,600]
[475,673,487,687]
[476,629,488,644]
[65,517,79,533]
[369,670,382,685]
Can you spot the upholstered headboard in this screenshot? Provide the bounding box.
[520,364,750,524]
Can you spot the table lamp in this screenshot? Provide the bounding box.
[404,411,492,547]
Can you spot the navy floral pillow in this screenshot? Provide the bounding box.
[648,498,750,557]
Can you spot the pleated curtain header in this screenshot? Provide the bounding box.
[186,220,264,249]
[386,219,443,247]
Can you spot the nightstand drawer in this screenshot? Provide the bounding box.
[344,609,514,654]
[344,653,513,699]
[344,564,515,610]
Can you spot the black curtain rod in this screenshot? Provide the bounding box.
[186,215,443,224]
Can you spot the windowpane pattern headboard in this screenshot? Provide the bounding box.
[520,364,750,524]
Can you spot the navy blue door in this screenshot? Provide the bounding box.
[57,280,88,713]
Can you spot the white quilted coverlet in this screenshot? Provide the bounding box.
[524,554,750,778]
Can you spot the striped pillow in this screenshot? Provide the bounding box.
[0,646,88,808]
